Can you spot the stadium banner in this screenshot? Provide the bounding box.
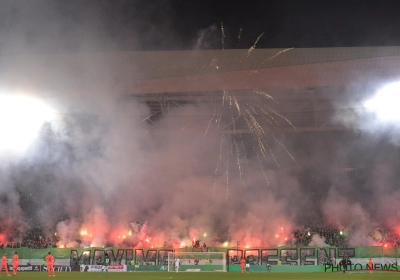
[6,265,41,272]
[127,265,166,272]
[82,264,127,272]
[41,265,73,272]
[228,264,323,273]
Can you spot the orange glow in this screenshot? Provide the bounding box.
[276,234,279,238]
[146,238,149,242]
[385,244,388,247]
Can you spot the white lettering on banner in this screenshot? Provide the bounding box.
[160,266,167,271]
[86,265,127,272]
[185,269,201,272]
[18,266,32,271]
[109,265,123,269]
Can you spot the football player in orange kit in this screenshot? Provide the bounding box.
[45,252,56,277]
[12,252,18,276]
[240,257,246,273]
[1,253,10,276]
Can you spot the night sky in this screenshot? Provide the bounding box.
[1,0,400,55]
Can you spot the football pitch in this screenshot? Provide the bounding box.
[6,272,400,280]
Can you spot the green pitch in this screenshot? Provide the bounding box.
[6,272,400,280]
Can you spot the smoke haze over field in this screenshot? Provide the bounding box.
[1,0,400,249]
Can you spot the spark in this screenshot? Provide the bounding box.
[246,32,265,57]
[252,89,274,101]
[221,21,226,50]
[256,104,279,127]
[229,98,246,189]
[234,136,246,188]
[142,111,161,122]
[239,134,248,164]
[178,125,186,136]
[225,137,232,201]
[213,134,224,194]
[204,112,216,137]
[243,107,280,167]
[266,107,296,130]
[237,28,242,44]
[264,125,298,166]
[233,95,241,115]
[255,152,271,186]
[265,48,294,63]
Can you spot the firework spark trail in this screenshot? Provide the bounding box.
[246,32,265,57]
[254,102,298,164]
[250,90,296,129]
[178,126,186,136]
[225,136,232,201]
[231,95,249,167]
[263,125,299,167]
[256,104,279,127]
[239,133,248,164]
[229,95,246,188]
[233,136,246,188]
[264,47,294,63]
[243,107,280,167]
[249,102,294,165]
[233,95,241,115]
[204,111,216,137]
[216,90,229,128]
[253,89,274,101]
[221,21,226,50]
[213,134,225,195]
[216,111,223,127]
[236,27,242,48]
[141,111,161,122]
[243,111,269,160]
[222,89,228,107]
[256,151,271,188]
[267,107,296,130]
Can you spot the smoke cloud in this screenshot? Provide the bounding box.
[0,1,400,250]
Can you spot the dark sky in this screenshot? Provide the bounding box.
[1,0,400,54]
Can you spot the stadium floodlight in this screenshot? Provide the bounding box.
[364,82,400,123]
[0,94,55,155]
[167,251,226,272]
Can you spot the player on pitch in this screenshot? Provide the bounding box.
[46,252,56,277]
[240,257,246,273]
[99,253,110,277]
[368,258,373,274]
[245,256,250,273]
[12,252,18,276]
[1,253,10,276]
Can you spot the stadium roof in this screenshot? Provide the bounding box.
[2,46,400,132]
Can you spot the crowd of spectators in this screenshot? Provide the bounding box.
[0,226,59,249]
[20,226,58,249]
[2,221,400,250]
[292,227,348,247]
[290,213,349,247]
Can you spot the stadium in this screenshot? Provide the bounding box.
[1,46,400,279]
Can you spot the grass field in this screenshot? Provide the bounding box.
[3,272,400,280]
